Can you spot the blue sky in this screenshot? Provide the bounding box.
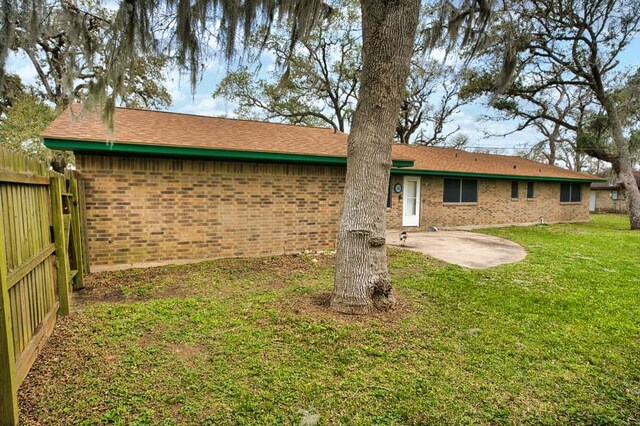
[6,27,640,155]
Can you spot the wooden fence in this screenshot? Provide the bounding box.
[0,149,85,425]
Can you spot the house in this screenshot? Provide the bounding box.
[589,171,640,213]
[42,107,603,271]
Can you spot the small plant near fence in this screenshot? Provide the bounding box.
[0,148,86,425]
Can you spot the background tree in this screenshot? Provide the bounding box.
[213,0,361,132]
[396,23,474,146]
[576,70,640,174]
[9,0,172,109]
[0,91,60,160]
[214,0,474,146]
[465,70,592,170]
[0,74,26,116]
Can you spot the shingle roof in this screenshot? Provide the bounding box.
[42,106,602,182]
[393,144,600,182]
[42,105,352,158]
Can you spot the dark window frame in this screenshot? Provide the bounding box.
[386,177,392,208]
[560,183,582,202]
[527,181,535,199]
[511,181,519,199]
[443,178,478,203]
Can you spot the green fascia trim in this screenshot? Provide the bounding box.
[43,138,415,168]
[391,168,606,183]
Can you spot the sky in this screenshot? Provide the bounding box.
[6,23,640,155]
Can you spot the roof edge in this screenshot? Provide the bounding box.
[43,138,415,168]
[391,168,606,183]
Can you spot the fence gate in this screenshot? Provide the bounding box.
[0,149,85,425]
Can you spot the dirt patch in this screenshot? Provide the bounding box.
[18,314,93,425]
[281,290,415,325]
[77,253,336,305]
[165,342,205,366]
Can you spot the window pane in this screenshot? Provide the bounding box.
[511,181,519,198]
[571,183,582,202]
[443,178,461,202]
[527,182,534,198]
[461,179,478,202]
[405,180,417,215]
[560,183,571,202]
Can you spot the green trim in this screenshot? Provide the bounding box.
[43,138,603,182]
[391,168,606,183]
[43,138,415,168]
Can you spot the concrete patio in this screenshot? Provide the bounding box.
[386,230,527,269]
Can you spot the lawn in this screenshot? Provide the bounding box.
[19,215,640,425]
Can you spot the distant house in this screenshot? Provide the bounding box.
[589,171,640,213]
[42,107,604,271]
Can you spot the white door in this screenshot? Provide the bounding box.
[589,192,596,212]
[402,176,421,227]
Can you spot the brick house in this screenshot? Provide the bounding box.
[589,172,640,213]
[43,107,603,271]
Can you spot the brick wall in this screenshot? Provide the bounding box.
[386,175,590,229]
[592,189,628,213]
[78,155,345,270]
[78,155,591,270]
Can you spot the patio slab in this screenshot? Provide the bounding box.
[386,230,527,269]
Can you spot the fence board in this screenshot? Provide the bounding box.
[0,148,86,425]
[7,244,56,290]
[0,201,19,426]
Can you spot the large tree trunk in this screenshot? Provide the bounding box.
[330,0,420,314]
[602,98,640,230]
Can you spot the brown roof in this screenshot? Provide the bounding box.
[392,144,599,181]
[42,105,353,158]
[43,106,602,181]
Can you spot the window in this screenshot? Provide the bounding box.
[511,181,519,199]
[527,182,535,199]
[560,183,582,202]
[611,190,619,200]
[443,178,478,203]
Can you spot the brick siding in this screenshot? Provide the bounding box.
[592,189,628,213]
[386,175,590,229]
[78,155,345,270]
[78,155,590,270]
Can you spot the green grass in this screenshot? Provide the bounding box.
[20,215,640,425]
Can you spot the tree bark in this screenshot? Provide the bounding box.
[331,0,420,314]
[602,98,640,230]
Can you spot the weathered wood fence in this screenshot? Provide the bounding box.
[0,149,85,425]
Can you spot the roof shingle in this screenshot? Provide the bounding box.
[393,144,599,181]
[42,106,601,182]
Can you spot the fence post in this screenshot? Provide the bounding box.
[50,175,71,316]
[0,214,18,425]
[69,177,84,290]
